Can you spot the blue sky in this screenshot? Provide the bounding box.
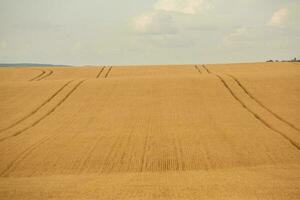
[0,0,299,65]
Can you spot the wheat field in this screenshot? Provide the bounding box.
[0,62,299,199]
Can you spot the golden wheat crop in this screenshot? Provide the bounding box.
[0,63,299,199]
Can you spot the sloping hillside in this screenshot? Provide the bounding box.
[0,63,299,199]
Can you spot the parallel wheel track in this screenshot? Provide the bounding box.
[35,69,53,81]
[215,74,300,151]
[105,66,112,78]
[29,70,46,81]
[194,65,202,74]
[194,64,300,151]
[202,65,211,73]
[0,80,85,143]
[96,66,106,78]
[227,74,300,132]
[0,80,73,133]
[0,80,86,176]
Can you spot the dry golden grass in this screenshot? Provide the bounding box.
[0,63,299,199]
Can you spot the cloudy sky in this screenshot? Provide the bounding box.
[0,0,299,65]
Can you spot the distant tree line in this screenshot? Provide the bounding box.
[267,57,300,62]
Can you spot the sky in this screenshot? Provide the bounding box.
[0,0,299,65]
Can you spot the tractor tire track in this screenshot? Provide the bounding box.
[227,74,300,132]
[104,129,137,174]
[101,126,135,173]
[0,80,73,134]
[139,116,153,172]
[77,135,104,173]
[0,80,86,143]
[29,69,46,81]
[35,69,53,81]
[197,65,300,150]
[0,80,86,176]
[140,131,150,172]
[108,132,133,173]
[100,135,123,173]
[202,65,211,74]
[194,65,202,74]
[0,135,53,176]
[215,74,300,151]
[96,66,106,78]
[104,66,112,78]
[1,109,83,177]
[123,129,134,172]
[173,131,185,171]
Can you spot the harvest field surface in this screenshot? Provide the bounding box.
[0,62,300,199]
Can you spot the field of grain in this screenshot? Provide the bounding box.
[0,62,299,199]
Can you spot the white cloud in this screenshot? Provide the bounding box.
[154,0,211,14]
[223,27,259,48]
[132,0,212,35]
[133,13,154,33]
[133,12,178,35]
[140,34,194,48]
[268,8,289,27]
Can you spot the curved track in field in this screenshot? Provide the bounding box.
[215,74,300,151]
[0,80,85,143]
[226,74,300,132]
[194,65,300,150]
[0,80,73,133]
[0,80,86,176]
[35,69,54,81]
[29,69,54,81]
[29,69,46,81]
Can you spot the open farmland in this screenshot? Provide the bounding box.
[0,62,300,199]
